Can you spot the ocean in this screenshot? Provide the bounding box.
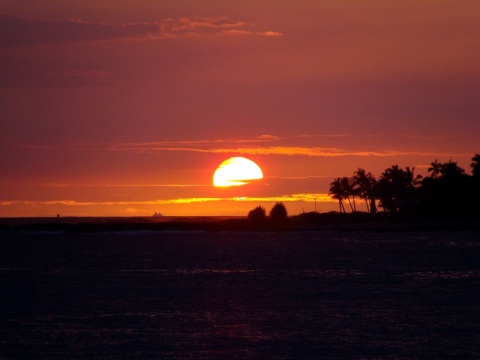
[1,230,479,359]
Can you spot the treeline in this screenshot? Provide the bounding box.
[328,154,480,220]
[248,202,288,224]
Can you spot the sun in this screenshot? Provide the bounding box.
[213,157,263,187]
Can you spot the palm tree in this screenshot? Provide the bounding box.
[421,158,476,217]
[440,160,465,178]
[375,165,422,213]
[405,166,423,187]
[428,159,442,178]
[438,160,469,214]
[471,154,480,179]
[353,168,376,213]
[471,154,480,218]
[373,178,395,212]
[329,178,346,213]
[377,165,402,212]
[340,176,356,212]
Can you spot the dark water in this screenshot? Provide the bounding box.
[1,231,480,359]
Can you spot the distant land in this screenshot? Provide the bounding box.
[1,212,479,233]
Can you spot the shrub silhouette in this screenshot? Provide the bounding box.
[248,206,267,223]
[270,202,288,223]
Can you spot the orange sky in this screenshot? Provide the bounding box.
[1,1,479,217]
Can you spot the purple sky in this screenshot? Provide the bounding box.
[1,1,479,216]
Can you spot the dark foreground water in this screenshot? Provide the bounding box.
[1,230,480,359]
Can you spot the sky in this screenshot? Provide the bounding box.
[1,0,479,217]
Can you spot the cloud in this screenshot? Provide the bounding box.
[257,134,281,140]
[207,147,450,157]
[232,194,335,203]
[0,199,219,206]
[0,15,282,47]
[0,193,334,207]
[159,17,282,38]
[109,142,455,158]
[159,17,245,36]
[0,15,159,47]
[103,133,470,159]
[7,134,469,159]
[270,175,332,180]
[223,30,283,37]
[34,183,210,188]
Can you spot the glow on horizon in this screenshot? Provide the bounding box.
[0,193,335,217]
[0,193,334,207]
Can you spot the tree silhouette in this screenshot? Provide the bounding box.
[374,165,422,213]
[270,202,288,223]
[471,154,480,180]
[248,206,267,223]
[329,175,367,213]
[328,154,479,219]
[440,160,465,178]
[353,168,376,213]
[428,159,442,179]
[329,177,346,213]
[373,178,396,212]
[340,176,357,212]
[420,160,472,218]
[471,154,480,218]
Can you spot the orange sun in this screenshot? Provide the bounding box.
[213,157,263,187]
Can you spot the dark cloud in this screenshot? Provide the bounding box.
[0,15,282,47]
[158,17,282,38]
[0,15,159,47]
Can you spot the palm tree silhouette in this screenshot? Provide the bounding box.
[375,165,422,213]
[340,176,356,212]
[353,168,376,213]
[471,154,480,179]
[328,154,478,218]
[428,159,442,178]
[440,160,465,178]
[329,178,346,213]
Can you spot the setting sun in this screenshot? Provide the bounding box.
[213,157,263,187]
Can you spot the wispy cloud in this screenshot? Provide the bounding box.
[270,175,332,180]
[0,193,334,207]
[6,134,467,159]
[231,194,334,203]
[257,134,281,140]
[0,183,210,188]
[0,15,282,47]
[110,143,454,158]
[0,15,159,47]
[207,147,407,157]
[159,17,282,38]
[103,133,470,158]
[159,17,244,36]
[0,199,218,206]
[223,29,283,37]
